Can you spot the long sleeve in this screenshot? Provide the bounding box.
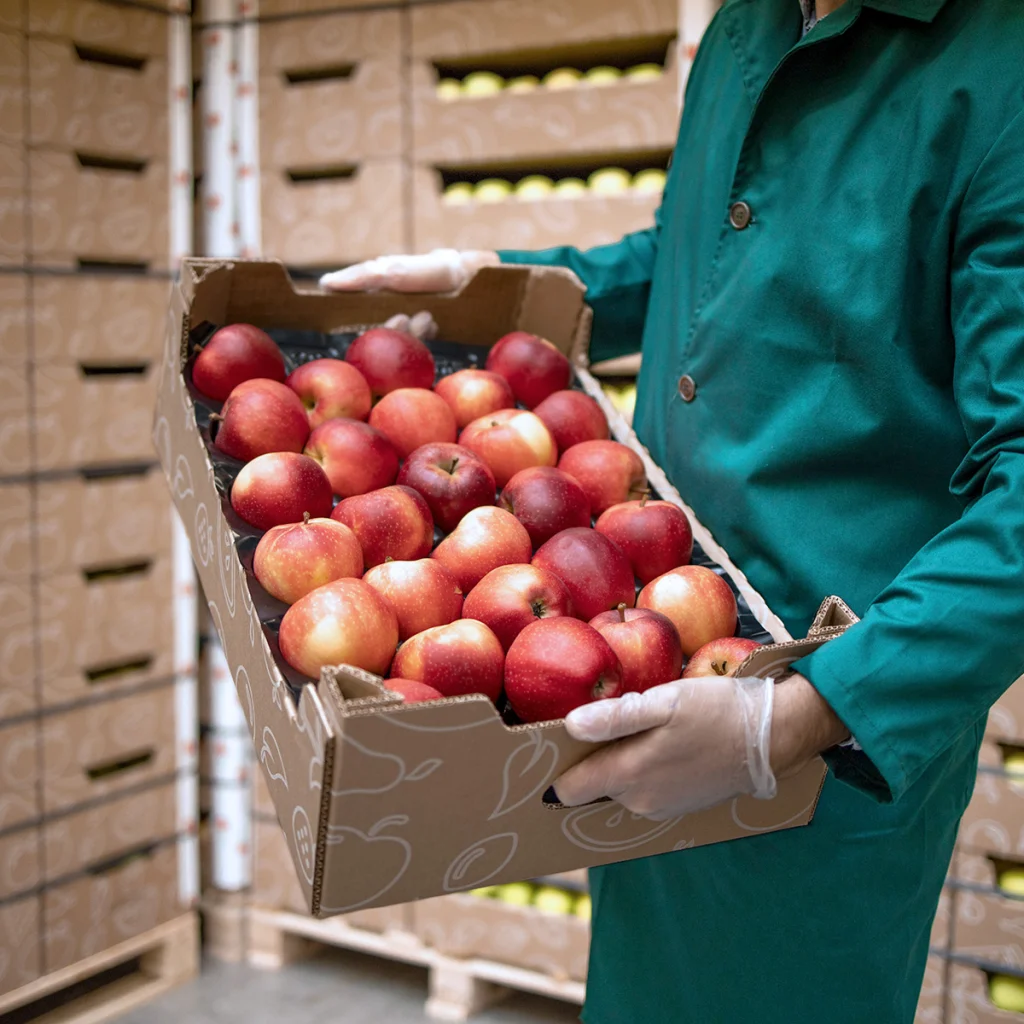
[795,110,1024,804]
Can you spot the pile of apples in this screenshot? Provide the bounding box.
[191,322,759,725]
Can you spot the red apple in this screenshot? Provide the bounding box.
[595,498,694,584]
[192,323,285,400]
[286,358,372,427]
[396,443,497,533]
[212,379,309,462]
[383,678,445,703]
[430,506,532,593]
[558,440,647,516]
[682,637,762,678]
[499,466,591,549]
[332,485,434,568]
[434,369,515,429]
[532,527,635,622]
[459,409,557,489]
[590,605,683,692]
[362,558,464,641]
[253,513,363,605]
[391,619,504,702]
[485,331,571,408]
[278,577,398,678]
[504,618,626,723]
[304,418,399,498]
[532,390,609,452]
[344,327,435,397]
[637,565,738,658]
[230,452,333,530]
[463,563,573,651]
[368,387,458,460]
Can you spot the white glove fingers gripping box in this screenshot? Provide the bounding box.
[154,259,851,917]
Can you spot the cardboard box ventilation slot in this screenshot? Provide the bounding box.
[155,258,849,917]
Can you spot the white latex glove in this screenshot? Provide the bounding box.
[382,310,439,343]
[554,676,778,821]
[319,249,500,294]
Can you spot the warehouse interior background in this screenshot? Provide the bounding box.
[0,0,1020,1021]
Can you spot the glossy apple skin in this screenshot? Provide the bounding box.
[532,389,609,452]
[681,637,762,678]
[344,327,435,397]
[383,678,445,703]
[590,606,684,692]
[332,485,434,569]
[637,565,738,658]
[304,418,399,498]
[362,558,464,641]
[558,440,647,516]
[595,500,694,585]
[434,369,515,429]
[499,466,591,549]
[192,323,285,400]
[230,452,333,530]
[532,527,635,622]
[368,388,458,460]
[396,442,497,533]
[286,358,372,427]
[459,409,557,489]
[463,563,573,651]
[504,618,626,723]
[391,620,505,702]
[278,577,398,678]
[430,506,532,593]
[485,331,571,408]
[253,515,363,605]
[213,379,309,462]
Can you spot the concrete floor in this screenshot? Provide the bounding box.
[113,950,584,1023]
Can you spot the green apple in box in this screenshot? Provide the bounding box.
[626,63,663,82]
[991,974,1024,1012]
[436,78,462,101]
[543,67,582,90]
[588,167,632,196]
[461,71,504,97]
[515,175,555,201]
[554,177,588,198]
[495,882,534,906]
[507,75,539,94]
[474,179,513,204]
[533,886,575,915]
[584,66,622,87]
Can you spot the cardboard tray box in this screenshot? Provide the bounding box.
[0,825,40,902]
[0,141,25,267]
[988,677,1024,745]
[259,7,400,72]
[916,954,947,1024]
[947,961,1024,1024]
[952,883,1024,973]
[28,0,171,60]
[0,3,21,31]
[0,895,41,999]
[0,483,31,580]
[0,360,32,477]
[959,769,1024,861]
[934,886,953,952]
[154,259,841,917]
[0,31,24,146]
[0,581,34,722]
[0,718,39,832]
[0,272,28,362]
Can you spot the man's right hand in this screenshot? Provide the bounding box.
[319,249,499,294]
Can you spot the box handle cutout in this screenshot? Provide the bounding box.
[79,363,149,377]
[76,258,150,275]
[79,463,153,481]
[283,63,354,85]
[85,656,154,684]
[85,749,155,782]
[75,152,148,174]
[73,44,147,72]
[286,164,357,184]
[82,559,153,582]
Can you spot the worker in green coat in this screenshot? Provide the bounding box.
[322,0,1024,1018]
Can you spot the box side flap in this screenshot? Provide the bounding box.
[809,595,860,633]
[515,266,588,356]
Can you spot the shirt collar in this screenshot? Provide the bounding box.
[799,0,949,24]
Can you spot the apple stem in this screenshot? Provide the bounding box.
[209,413,223,423]
[617,603,627,623]
[303,511,311,524]
[639,490,651,508]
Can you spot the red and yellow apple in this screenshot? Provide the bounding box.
[681,637,762,678]
[595,497,693,584]
[332,485,434,568]
[499,466,591,548]
[532,389,609,452]
[286,357,372,427]
[344,327,435,397]
[368,387,458,460]
[304,418,399,498]
[434,369,515,428]
[383,678,445,703]
[590,605,683,692]
[192,323,285,401]
[430,506,532,593]
[396,442,497,533]
[459,409,557,488]
[230,452,333,530]
[637,565,738,658]
[362,558,464,641]
[213,379,309,462]
[391,619,505,702]
[485,331,571,408]
[558,440,647,516]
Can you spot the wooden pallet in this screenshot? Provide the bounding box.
[0,913,199,1024]
[244,905,586,1022]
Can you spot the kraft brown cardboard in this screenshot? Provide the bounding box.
[947,962,1024,1024]
[0,273,28,362]
[0,32,23,146]
[988,677,1024,745]
[36,557,174,706]
[0,361,31,476]
[952,879,1024,973]
[0,895,41,998]
[253,759,276,818]
[0,581,35,722]
[0,3,21,31]
[0,142,25,267]
[258,7,401,71]
[933,886,952,951]
[0,719,39,831]
[916,955,947,1024]
[28,0,170,59]
[0,826,40,901]
[959,769,1024,860]
[155,259,835,917]
[0,484,31,580]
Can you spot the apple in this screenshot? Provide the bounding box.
[533,886,575,915]
[304,418,399,498]
[368,387,458,460]
[495,882,534,906]
[574,893,592,921]
[682,637,762,678]
[594,497,693,584]
[435,78,461,101]
[626,63,662,81]
[278,577,398,678]
[532,527,635,622]
[459,409,557,488]
[474,178,513,203]
[543,67,582,90]
[362,558,464,641]
[253,513,363,605]
[485,331,571,408]
[332,485,434,569]
[382,678,445,703]
[998,869,1024,896]
[230,452,333,530]
[498,466,591,548]
[192,323,285,400]
[590,605,683,692]
[532,389,610,452]
[470,886,499,898]
[514,175,554,201]
[632,169,667,194]
[990,975,1024,1013]
[506,75,538,94]
[212,378,309,462]
[396,442,497,533]
[505,617,626,723]
[587,167,631,195]
[461,70,504,97]
[637,565,738,658]
[286,358,371,427]
[391,619,504,702]
[553,178,587,198]
[442,182,474,206]
[558,440,647,516]
[434,369,515,429]
[431,506,532,593]
[344,327,435,397]
[463,563,573,651]
[583,66,621,87]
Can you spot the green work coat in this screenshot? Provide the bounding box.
[500,0,1024,1020]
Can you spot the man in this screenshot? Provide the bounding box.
[322,0,1024,1019]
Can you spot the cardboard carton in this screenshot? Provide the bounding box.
[0,895,41,998]
[0,718,39,831]
[933,886,952,951]
[0,141,25,266]
[0,360,32,476]
[953,888,1024,973]
[243,0,396,20]
[258,7,401,71]
[0,31,24,145]
[0,273,28,361]
[253,758,277,817]
[988,677,1024,745]
[948,962,1024,1024]
[916,954,947,1024]
[0,483,31,579]
[155,259,840,917]
[28,0,170,59]
[0,581,34,722]
[0,826,40,902]
[959,769,1024,860]
[0,3,21,31]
